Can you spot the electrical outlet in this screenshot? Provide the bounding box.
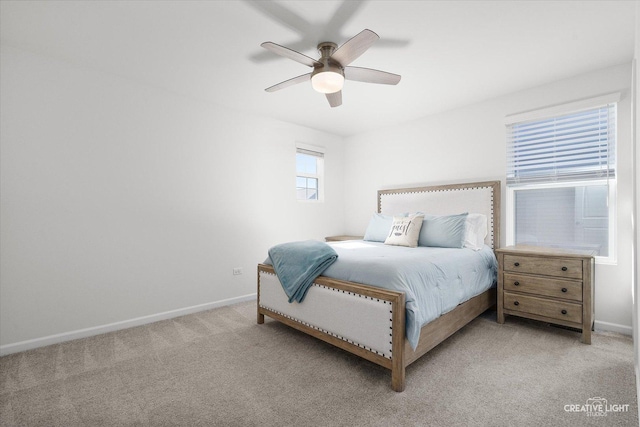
[233,268,243,276]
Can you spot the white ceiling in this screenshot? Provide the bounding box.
[1,0,636,137]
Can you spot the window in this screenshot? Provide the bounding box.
[505,95,618,261]
[296,144,324,201]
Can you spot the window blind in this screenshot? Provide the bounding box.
[506,104,616,185]
[296,147,324,158]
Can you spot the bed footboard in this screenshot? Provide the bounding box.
[257,264,407,391]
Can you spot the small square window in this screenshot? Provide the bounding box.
[296,146,324,202]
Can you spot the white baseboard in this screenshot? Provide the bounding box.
[594,320,633,335]
[0,293,257,356]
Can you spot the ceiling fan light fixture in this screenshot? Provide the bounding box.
[311,70,344,94]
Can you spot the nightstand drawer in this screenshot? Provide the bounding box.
[504,292,582,323]
[503,273,583,302]
[503,254,583,279]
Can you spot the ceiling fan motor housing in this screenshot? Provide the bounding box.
[312,42,344,78]
[311,42,344,93]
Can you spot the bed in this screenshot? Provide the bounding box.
[257,180,501,392]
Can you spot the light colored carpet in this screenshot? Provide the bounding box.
[0,301,637,426]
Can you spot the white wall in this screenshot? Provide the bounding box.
[343,63,634,333]
[0,46,345,351]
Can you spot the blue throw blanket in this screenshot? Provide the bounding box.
[266,240,338,303]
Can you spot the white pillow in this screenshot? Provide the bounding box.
[384,214,424,248]
[464,213,488,250]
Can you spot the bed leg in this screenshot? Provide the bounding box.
[390,293,406,392]
[391,364,406,392]
[257,267,264,324]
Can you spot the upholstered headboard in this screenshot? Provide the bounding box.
[378,181,501,249]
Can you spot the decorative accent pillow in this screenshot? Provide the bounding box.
[363,212,407,242]
[384,214,424,247]
[418,212,469,248]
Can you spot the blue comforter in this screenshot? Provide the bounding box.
[321,241,497,349]
[266,240,338,303]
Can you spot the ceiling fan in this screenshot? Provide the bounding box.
[261,29,401,107]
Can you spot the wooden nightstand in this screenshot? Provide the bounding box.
[325,235,364,242]
[496,245,595,344]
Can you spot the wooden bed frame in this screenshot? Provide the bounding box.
[257,181,501,392]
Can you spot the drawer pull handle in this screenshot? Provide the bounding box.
[561,288,568,293]
[514,262,520,267]
[514,301,520,306]
[561,266,568,271]
[561,309,567,315]
[514,281,520,286]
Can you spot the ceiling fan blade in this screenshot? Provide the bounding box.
[344,66,401,85]
[265,73,311,92]
[326,91,342,108]
[261,42,321,68]
[246,0,311,38]
[326,1,365,37]
[331,29,379,67]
